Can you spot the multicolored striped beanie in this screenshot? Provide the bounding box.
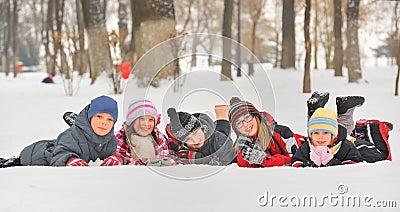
[307,108,338,138]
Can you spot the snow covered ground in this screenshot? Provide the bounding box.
[0,64,399,212]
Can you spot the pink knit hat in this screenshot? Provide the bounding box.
[125,99,160,126]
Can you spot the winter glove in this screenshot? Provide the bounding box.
[310,145,334,166]
[237,135,266,165]
[146,158,173,167]
[237,135,256,153]
[100,154,124,166]
[310,145,322,166]
[66,158,89,167]
[319,147,333,165]
[175,150,198,164]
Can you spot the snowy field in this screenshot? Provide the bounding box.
[0,64,399,212]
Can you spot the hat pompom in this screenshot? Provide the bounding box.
[167,108,177,118]
[230,97,242,105]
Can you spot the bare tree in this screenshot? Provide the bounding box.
[118,0,128,49]
[221,0,233,80]
[247,0,266,76]
[81,0,113,84]
[303,0,311,93]
[272,0,281,68]
[313,0,319,69]
[128,0,138,63]
[346,0,362,83]
[11,0,19,78]
[281,0,295,69]
[53,0,65,77]
[333,0,343,76]
[396,37,399,96]
[44,0,57,77]
[394,1,399,96]
[76,0,87,76]
[1,0,11,76]
[319,1,333,69]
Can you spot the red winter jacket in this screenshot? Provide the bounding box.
[236,112,303,168]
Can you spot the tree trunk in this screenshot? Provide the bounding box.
[132,0,178,87]
[81,0,113,84]
[53,0,65,76]
[313,1,318,69]
[118,0,128,61]
[2,0,11,76]
[221,0,233,80]
[346,0,362,83]
[129,0,138,64]
[394,1,399,96]
[273,0,280,68]
[395,37,399,96]
[76,0,87,76]
[323,3,333,69]
[12,0,19,78]
[45,0,55,76]
[333,0,343,76]
[281,0,295,69]
[273,32,279,68]
[303,0,311,93]
[248,21,257,76]
[191,33,198,67]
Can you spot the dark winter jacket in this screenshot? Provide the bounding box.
[236,112,302,168]
[291,124,383,167]
[167,118,236,166]
[41,76,54,83]
[19,105,119,166]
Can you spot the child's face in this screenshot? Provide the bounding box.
[185,128,206,149]
[310,130,333,146]
[90,113,114,136]
[236,114,258,137]
[133,115,155,137]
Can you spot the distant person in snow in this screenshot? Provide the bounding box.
[42,72,55,83]
[165,105,236,165]
[0,95,125,168]
[291,92,393,167]
[228,97,302,168]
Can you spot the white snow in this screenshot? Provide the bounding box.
[0,64,399,212]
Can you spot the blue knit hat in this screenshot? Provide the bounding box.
[87,95,118,123]
[307,108,338,138]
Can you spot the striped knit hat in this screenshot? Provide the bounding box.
[228,97,261,133]
[167,108,202,144]
[307,108,338,138]
[125,99,160,126]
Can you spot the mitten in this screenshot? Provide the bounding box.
[146,158,173,167]
[146,158,163,166]
[66,158,89,167]
[237,135,254,150]
[241,146,266,165]
[100,154,124,166]
[310,145,322,166]
[175,150,197,164]
[318,146,333,165]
